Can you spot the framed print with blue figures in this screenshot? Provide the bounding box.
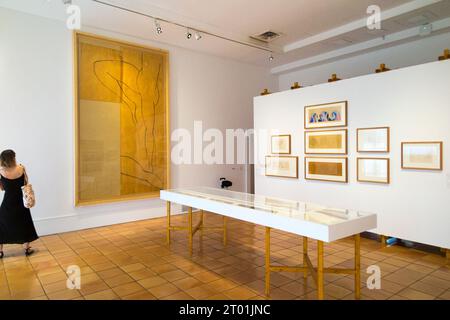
[304,101,347,129]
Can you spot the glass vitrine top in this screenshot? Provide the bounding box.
[166,187,373,226]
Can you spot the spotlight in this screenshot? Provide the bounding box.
[186,29,192,39]
[194,31,202,40]
[269,54,274,62]
[155,20,162,34]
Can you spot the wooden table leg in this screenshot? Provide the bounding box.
[303,236,308,279]
[380,234,387,247]
[223,216,227,246]
[355,233,361,300]
[188,207,193,256]
[166,201,171,245]
[265,227,271,296]
[200,210,204,237]
[317,240,324,300]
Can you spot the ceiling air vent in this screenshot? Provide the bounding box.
[251,30,282,43]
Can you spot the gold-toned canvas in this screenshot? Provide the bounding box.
[75,33,170,205]
[265,156,298,179]
[305,130,347,154]
[309,162,343,176]
[305,157,348,183]
[357,158,390,184]
[402,142,443,170]
[304,101,347,129]
[271,135,291,154]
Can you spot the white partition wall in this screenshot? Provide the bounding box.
[254,60,450,249]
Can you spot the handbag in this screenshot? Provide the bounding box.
[21,166,36,209]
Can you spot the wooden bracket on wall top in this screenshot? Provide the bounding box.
[328,74,341,82]
[438,49,450,61]
[260,88,271,96]
[376,63,391,73]
[290,82,302,90]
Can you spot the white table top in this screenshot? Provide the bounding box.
[160,187,377,242]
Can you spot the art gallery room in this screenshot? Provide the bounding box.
[0,0,449,306]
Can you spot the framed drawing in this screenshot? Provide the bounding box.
[304,101,347,129]
[357,127,390,152]
[305,157,348,183]
[357,158,390,184]
[271,135,291,154]
[265,156,299,179]
[305,129,347,154]
[402,142,443,170]
[74,32,170,206]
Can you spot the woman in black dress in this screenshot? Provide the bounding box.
[0,150,38,258]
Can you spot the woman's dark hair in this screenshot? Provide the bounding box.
[0,149,17,168]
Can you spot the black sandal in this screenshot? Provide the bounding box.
[0,251,4,259]
[24,248,34,256]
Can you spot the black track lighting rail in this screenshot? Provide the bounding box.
[91,0,274,54]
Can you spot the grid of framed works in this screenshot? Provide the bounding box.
[265,101,444,184]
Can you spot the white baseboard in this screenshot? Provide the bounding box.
[34,204,183,236]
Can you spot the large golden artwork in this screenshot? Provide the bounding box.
[75,33,169,205]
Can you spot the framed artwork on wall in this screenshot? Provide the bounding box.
[357,127,390,152]
[304,157,348,183]
[357,158,390,184]
[304,101,347,129]
[401,142,443,170]
[305,129,347,154]
[265,156,299,179]
[271,135,291,154]
[74,32,170,206]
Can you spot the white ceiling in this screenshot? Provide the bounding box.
[131,0,410,45]
[2,0,450,73]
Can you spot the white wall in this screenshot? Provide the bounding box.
[278,31,450,90]
[255,60,450,249]
[0,7,275,235]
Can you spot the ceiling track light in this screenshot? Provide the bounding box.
[186,29,193,39]
[194,31,202,40]
[92,0,274,59]
[155,19,162,34]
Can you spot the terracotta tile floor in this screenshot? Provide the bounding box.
[0,212,448,300]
